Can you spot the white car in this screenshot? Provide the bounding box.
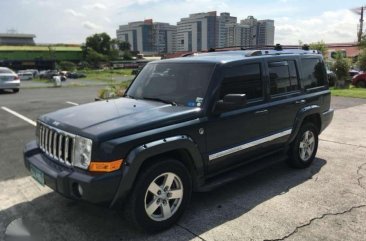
[0,67,20,93]
[18,72,33,80]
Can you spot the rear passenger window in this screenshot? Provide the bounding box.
[220,64,263,101]
[269,60,299,95]
[301,58,326,89]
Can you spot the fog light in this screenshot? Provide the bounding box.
[72,183,83,198]
[77,184,83,197]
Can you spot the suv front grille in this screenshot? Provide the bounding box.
[38,122,75,166]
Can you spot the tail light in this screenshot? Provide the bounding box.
[14,75,20,80]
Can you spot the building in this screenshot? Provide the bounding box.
[176,11,217,52]
[0,45,82,70]
[116,19,176,55]
[256,19,275,46]
[0,33,36,46]
[217,13,237,48]
[175,13,275,52]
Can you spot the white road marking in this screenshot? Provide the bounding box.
[66,101,79,106]
[1,106,37,126]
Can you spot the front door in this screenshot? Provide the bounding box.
[205,62,270,174]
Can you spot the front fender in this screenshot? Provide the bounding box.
[110,135,204,207]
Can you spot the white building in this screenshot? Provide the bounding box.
[257,20,275,46]
[116,19,176,55]
[217,13,237,48]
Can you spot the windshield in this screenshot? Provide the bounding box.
[126,62,215,107]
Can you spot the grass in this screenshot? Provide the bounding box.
[80,69,134,82]
[330,86,366,99]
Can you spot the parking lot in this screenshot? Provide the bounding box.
[0,87,366,241]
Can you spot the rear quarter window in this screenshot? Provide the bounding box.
[301,58,326,89]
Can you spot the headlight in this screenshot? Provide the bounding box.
[73,136,93,170]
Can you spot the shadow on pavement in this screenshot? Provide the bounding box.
[0,158,326,241]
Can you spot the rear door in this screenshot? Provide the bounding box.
[264,57,304,149]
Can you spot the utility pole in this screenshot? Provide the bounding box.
[358,6,364,43]
[352,6,365,43]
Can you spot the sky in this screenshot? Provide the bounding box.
[0,0,365,45]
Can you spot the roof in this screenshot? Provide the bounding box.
[0,45,82,52]
[159,49,321,64]
[0,33,36,38]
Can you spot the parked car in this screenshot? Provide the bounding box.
[0,67,20,93]
[39,70,59,79]
[39,70,66,81]
[25,69,39,77]
[24,48,333,232]
[66,72,86,79]
[326,69,336,87]
[18,71,34,80]
[352,72,366,88]
[349,69,359,77]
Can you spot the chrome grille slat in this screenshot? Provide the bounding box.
[45,128,49,154]
[65,137,69,163]
[53,133,58,160]
[37,122,75,166]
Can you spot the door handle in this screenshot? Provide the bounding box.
[295,99,306,104]
[255,109,268,115]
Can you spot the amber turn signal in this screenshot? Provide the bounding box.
[89,159,123,172]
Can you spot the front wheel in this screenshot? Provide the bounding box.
[123,159,192,232]
[287,122,319,168]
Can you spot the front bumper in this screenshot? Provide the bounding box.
[24,140,122,205]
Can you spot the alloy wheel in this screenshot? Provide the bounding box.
[144,172,183,222]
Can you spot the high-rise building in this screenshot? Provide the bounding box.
[176,11,217,52]
[257,20,275,46]
[116,13,275,54]
[217,13,237,48]
[116,19,176,55]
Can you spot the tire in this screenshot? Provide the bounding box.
[13,89,19,93]
[356,80,366,88]
[287,122,319,169]
[123,159,192,233]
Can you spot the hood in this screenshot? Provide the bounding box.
[40,97,201,140]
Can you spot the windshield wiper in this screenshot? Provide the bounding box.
[142,97,177,106]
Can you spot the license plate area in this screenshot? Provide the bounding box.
[30,164,45,186]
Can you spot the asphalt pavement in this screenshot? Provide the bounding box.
[0,87,365,241]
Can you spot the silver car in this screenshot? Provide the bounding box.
[0,67,20,93]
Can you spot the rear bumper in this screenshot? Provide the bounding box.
[23,141,122,205]
[0,81,20,89]
[320,109,334,133]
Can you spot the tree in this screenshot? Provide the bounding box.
[85,32,112,55]
[118,41,131,51]
[332,51,350,88]
[85,48,108,68]
[310,41,328,58]
[59,61,76,71]
[358,50,366,71]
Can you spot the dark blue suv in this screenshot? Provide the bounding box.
[24,48,334,232]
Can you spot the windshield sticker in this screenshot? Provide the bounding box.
[187,101,196,107]
[196,97,203,103]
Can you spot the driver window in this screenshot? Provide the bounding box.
[220,63,263,101]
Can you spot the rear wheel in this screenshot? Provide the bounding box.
[13,89,19,93]
[288,122,318,168]
[356,80,366,88]
[124,159,192,232]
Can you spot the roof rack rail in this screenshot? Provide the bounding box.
[180,44,320,58]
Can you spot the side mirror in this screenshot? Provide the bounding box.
[214,94,247,114]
